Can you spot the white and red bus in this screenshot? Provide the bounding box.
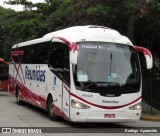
[9,26,153,122]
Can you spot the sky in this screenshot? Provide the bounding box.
[0,0,45,11]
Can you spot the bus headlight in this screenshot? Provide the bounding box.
[129,102,142,110]
[71,99,90,109]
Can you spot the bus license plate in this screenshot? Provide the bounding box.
[104,114,115,118]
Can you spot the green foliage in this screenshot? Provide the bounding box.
[47,0,73,31]
[0,0,160,74]
[121,0,137,11]
[0,6,14,17]
[87,4,108,16]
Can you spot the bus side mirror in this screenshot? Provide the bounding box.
[134,46,153,69]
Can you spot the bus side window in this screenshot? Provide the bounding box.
[21,42,49,64]
[50,44,63,74]
[49,42,70,86]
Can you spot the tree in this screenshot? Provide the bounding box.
[1,0,160,65]
[0,6,15,59]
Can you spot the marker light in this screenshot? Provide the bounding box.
[129,102,142,110]
[71,99,90,109]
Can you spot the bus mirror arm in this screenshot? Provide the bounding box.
[70,50,78,64]
[134,46,153,69]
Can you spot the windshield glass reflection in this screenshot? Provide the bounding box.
[73,42,141,94]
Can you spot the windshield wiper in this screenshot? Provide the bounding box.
[82,82,97,90]
[114,86,139,93]
[82,82,120,90]
[99,86,139,97]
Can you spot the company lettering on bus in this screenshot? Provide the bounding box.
[25,66,45,82]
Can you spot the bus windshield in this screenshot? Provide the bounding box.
[73,42,141,95]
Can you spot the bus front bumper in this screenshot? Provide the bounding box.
[70,110,141,123]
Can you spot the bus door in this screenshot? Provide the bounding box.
[49,41,70,118]
[62,51,70,120]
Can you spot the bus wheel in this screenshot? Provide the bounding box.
[16,88,22,105]
[47,97,59,121]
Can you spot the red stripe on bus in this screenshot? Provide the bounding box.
[55,37,79,52]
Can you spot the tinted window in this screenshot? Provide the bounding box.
[11,42,50,64]
[49,42,70,85]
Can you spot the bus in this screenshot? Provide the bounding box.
[9,25,153,122]
[0,58,9,91]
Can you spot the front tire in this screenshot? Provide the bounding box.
[47,97,59,121]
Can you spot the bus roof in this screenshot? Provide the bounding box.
[12,25,133,49]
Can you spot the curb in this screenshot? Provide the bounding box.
[141,116,160,122]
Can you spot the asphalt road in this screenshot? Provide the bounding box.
[0,92,160,136]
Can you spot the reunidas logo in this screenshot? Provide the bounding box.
[102,100,119,104]
[25,66,45,82]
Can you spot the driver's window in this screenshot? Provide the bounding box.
[49,42,70,86]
